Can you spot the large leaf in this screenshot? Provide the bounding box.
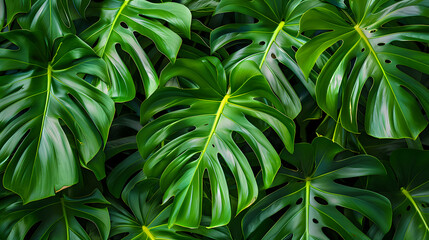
[211,0,326,118]
[370,149,429,239]
[137,57,295,228]
[0,189,110,240]
[296,0,429,139]
[6,0,90,40]
[243,137,392,240]
[0,31,114,203]
[80,0,192,102]
[110,178,232,240]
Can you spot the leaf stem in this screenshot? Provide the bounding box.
[60,198,70,240]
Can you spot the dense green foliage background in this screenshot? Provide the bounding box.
[0,0,428,239]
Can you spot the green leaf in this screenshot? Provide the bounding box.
[181,0,220,17]
[0,0,6,29]
[105,114,145,198]
[110,178,232,240]
[371,149,429,239]
[211,0,326,118]
[0,189,110,240]
[13,0,90,41]
[137,57,295,228]
[4,0,30,27]
[296,0,429,139]
[316,115,364,152]
[80,0,192,102]
[243,137,392,240]
[0,31,114,203]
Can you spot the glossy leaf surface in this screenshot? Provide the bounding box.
[0,31,114,203]
[212,0,325,118]
[81,0,192,101]
[371,149,429,239]
[7,0,90,41]
[137,57,295,228]
[297,0,429,139]
[110,179,232,240]
[0,190,110,240]
[243,137,391,240]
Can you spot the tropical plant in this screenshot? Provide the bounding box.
[0,0,428,239]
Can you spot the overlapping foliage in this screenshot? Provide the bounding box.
[0,0,428,239]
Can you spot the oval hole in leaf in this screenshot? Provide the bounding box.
[314,196,328,205]
[120,22,129,29]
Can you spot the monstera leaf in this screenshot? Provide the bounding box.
[211,0,326,118]
[0,31,114,202]
[296,0,429,139]
[137,57,295,228]
[0,189,110,240]
[110,179,232,240]
[370,149,429,239]
[80,0,192,102]
[5,0,90,40]
[242,137,392,240]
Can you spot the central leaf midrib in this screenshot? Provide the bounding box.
[60,198,70,240]
[305,180,311,240]
[353,25,409,130]
[142,226,155,240]
[179,94,230,213]
[401,187,429,232]
[259,21,285,69]
[33,64,52,162]
[99,0,130,58]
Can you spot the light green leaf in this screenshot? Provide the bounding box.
[137,57,295,228]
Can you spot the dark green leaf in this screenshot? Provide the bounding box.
[243,137,392,240]
[80,0,192,101]
[110,179,232,240]
[0,31,114,203]
[297,0,429,139]
[212,0,326,118]
[0,189,110,240]
[370,149,429,239]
